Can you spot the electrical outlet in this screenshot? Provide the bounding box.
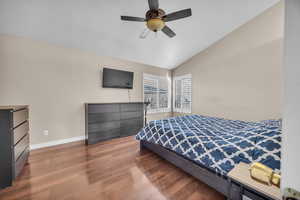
[43,130,49,136]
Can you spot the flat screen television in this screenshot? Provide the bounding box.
[102,68,134,89]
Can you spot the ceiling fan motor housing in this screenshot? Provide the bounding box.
[145,9,165,19]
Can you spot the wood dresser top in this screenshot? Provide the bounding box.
[85,102,145,105]
[228,162,282,200]
[0,105,28,110]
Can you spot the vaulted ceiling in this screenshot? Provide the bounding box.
[0,0,280,69]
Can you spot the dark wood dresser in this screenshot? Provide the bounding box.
[0,106,30,189]
[85,102,144,145]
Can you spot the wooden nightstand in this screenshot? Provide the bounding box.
[227,162,282,200]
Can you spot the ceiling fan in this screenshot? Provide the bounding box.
[121,0,192,38]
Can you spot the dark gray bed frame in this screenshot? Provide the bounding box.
[140,140,279,200]
[140,140,231,198]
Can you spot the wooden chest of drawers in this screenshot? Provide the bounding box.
[0,106,30,189]
[85,103,144,145]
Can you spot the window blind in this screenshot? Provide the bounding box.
[173,74,192,113]
[143,74,171,113]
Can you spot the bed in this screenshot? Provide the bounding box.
[136,115,281,198]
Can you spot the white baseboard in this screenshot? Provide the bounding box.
[30,136,85,150]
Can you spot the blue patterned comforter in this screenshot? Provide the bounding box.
[136,115,281,175]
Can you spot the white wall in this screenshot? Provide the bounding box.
[173,2,284,121]
[282,0,300,192]
[0,34,171,145]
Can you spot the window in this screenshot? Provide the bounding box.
[143,73,171,113]
[173,74,192,113]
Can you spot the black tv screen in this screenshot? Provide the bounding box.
[102,68,134,89]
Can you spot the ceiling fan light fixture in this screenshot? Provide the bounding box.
[120,0,192,38]
[146,18,165,31]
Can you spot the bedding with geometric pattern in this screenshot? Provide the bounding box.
[136,115,281,175]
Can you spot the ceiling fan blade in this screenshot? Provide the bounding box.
[139,29,151,39]
[148,0,159,10]
[163,8,192,22]
[121,16,146,22]
[161,26,176,38]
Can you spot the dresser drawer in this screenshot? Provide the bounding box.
[88,104,120,113]
[14,147,29,178]
[13,121,29,145]
[121,111,143,120]
[120,119,143,136]
[13,108,28,128]
[121,118,143,128]
[88,112,120,123]
[88,128,120,144]
[88,121,121,133]
[120,103,143,112]
[14,134,29,161]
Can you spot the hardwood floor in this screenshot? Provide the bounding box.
[0,136,225,200]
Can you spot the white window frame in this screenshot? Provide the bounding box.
[143,73,171,114]
[173,74,192,113]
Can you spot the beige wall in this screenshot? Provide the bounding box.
[0,35,171,145]
[173,2,284,121]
